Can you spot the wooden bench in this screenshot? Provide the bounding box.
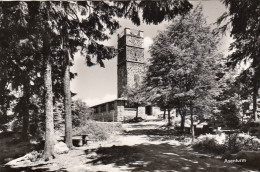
[60,135,95,147]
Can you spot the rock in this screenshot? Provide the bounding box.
[54,142,69,154]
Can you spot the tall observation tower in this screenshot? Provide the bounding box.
[117,28,146,98]
[90,28,160,121]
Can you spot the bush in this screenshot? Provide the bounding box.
[73,121,122,141]
[197,133,226,144]
[233,133,260,152]
[193,137,226,154]
[193,133,260,155]
[224,133,260,153]
[226,133,240,153]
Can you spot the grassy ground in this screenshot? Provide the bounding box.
[0,132,43,172]
[0,132,41,164]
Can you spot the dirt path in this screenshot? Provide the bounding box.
[84,121,250,172]
[3,120,254,172]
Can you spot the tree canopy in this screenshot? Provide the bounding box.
[146,5,222,135]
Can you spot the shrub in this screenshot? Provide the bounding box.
[193,133,260,155]
[234,133,260,152]
[224,133,260,153]
[226,133,240,153]
[73,121,122,141]
[197,133,226,144]
[193,137,226,154]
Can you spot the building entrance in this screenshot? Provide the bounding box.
[145,106,152,115]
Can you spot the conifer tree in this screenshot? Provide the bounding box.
[217,0,260,121]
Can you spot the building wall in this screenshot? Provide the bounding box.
[90,100,148,122]
[125,46,144,62]
[127,62,146,88]
[90,101,118,122]
[152,107,165,117]
[138,107,146,117]
[91,110,116,122]
[117,63,127,98]
[123,108,137,121]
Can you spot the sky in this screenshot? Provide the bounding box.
[70,0,232,107]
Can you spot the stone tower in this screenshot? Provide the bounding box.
[117,28,145,98]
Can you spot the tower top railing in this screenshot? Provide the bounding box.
[118,28,144,39]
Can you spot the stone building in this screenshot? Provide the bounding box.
[90,28,162,122]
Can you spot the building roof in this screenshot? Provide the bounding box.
[90,97,127,108]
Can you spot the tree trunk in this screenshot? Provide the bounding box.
[64,53,73,149]
[253,77,258,121]
[136,106,138,118]
[167,109,171,125]
[190,104,194,142]
[43,58,55,160]
[179,109,186,133]
[163,109,166,119]
[33,107,39,138]
[22,83,30,140]
[43,29,55,160]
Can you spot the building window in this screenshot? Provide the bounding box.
[101,104,106,112]
[109,102,114,111]
[94,107,98,114]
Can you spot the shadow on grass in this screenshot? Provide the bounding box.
[0,132,44,165]
[124,128,177,136]
[125,124,161,128]
[0,132,48,172]
[1,163,50,172]
[86,143,246,172]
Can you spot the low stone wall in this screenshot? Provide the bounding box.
[122,108,137,121]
